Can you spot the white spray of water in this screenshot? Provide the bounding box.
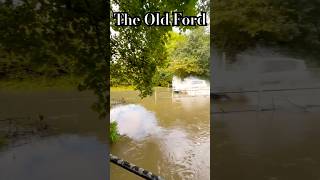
[172,76,210,96]
[110,104,210,179]
[110,104,161,140]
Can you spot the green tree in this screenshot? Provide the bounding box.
[0,0,109,117]
[168,27,210,78]
[0,0,207,117]
[111,0,199,97]
[212,0,320,59]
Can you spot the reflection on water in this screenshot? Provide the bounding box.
[110,89,210,180]
[0,135,106,180]
[212,47,320,180]
[212,47,320,92]
[159,128,210,180]
[0,90,107,180]
[213,111,320,180]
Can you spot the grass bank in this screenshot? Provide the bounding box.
[110,86,135,92]
[0,77,82,91]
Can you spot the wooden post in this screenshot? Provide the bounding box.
[154,89,157,104]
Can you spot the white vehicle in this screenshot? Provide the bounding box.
[172,76,210,96]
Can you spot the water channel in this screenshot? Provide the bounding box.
[212,47,320,180]
[110,88,210,180]
[0,90,107,180]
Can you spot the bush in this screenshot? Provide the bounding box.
[110,121,120,143]
[152,68,173,87]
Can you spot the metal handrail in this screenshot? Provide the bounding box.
[212,86,320,114]
[110,154,164,180]
[212,86,320,94]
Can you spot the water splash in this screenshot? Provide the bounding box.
[110,104,161,140]
[172,76,210,96]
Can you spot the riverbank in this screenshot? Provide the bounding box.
[0,77,81,91]
[111,86,135,92]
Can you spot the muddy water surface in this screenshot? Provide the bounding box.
[212,48,320,180]
[110,88,210,180]
[0,90,107,180]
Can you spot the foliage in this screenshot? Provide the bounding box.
[111,0,199,97]
[0,76,81,91]
[212,0,320,58]
[0,0,108,117]
[0,0,207,118]
[110,74,132,87]
[167,27,210,79]
[110,121,119,143]
[165,31,187,56]
[152,68,173,87]
[169,57,203,78]
[110,86,134,92]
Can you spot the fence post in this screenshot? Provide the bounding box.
[257,88,261,111]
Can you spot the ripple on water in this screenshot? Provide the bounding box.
[110,103,210,180]
[158,128,210,180]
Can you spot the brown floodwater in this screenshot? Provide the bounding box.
[110,88,210,180]
[212,47,320,180]
[0,90,107,180]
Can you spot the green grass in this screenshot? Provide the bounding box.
[0,76,82,91]
[110,85,168,92]
[111,86,135,92]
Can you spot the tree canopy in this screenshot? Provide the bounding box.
[212,0,320,59]
[111,0,200,97]
[167,27,210,79]
[0,0,109,117]
[0,0,208,116]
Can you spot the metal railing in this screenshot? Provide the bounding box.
[110,154,164,180]
[212,86,320,114]
[111,88,210,105]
